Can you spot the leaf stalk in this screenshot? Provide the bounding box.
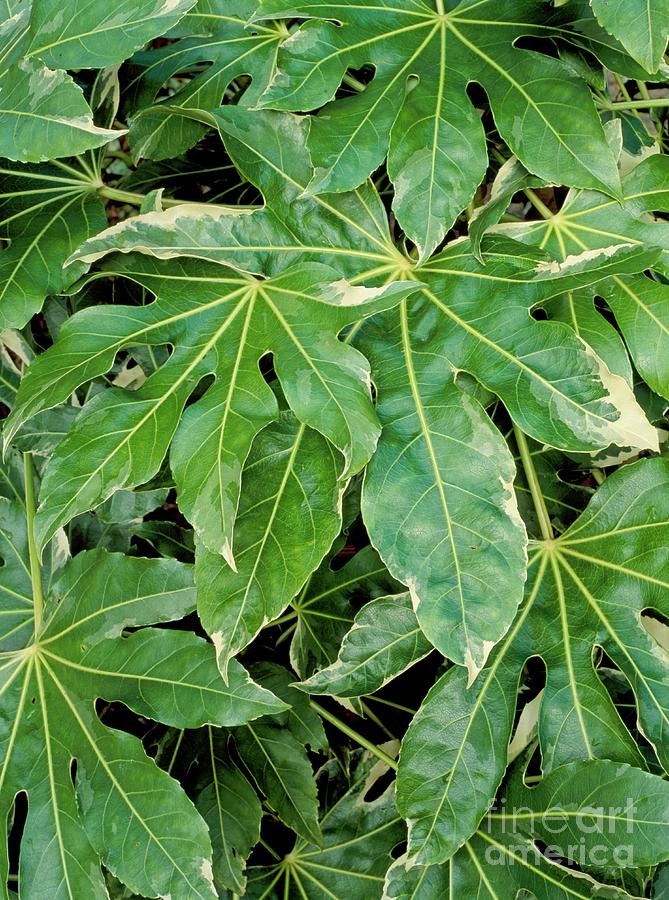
[596,97,669,111]
[512,425,554,542]
[96,184,257,211]
[310,700,398,770]
[23,452,45,636]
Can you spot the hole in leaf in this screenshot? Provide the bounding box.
[362,763,395,802]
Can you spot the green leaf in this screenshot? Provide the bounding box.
[6,259,413,555]
[298,593,433,698]
[251,661,328,750]
[195,727,262,895]
[24,0,197,69]
[0,494,285,897]
[0,0,197,163]
[397,457,669,866]
[0,56,119,163]
[469,154,547,261]
[246,753,404,897]
[590,0,669,72]
[290,543,403,680]
[57,110,661,680]
[357,237,659,678]
[0,158,106,328]
[255,0,622,259]
[476,153,669,400]
[71,106,406,279]
[233,717,321,845]
[387,759,669,896]
[196,412,344,678]
[126,0,286,160]
[503,760,669,867]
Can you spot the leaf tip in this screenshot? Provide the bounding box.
[211,630,231,684]
[221,538,237,573]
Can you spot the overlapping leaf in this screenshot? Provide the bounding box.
[0,157,106,329]
[298,593,433,698]
[58,107,661,679]
[69,107,407,279]
[289,543,403,680]
[590,0,669,72]
[231,661,327,845]
[476,152,669,401]
[5,258,413,559]
[253,0,625,260]
[126,0,287,160]
[0,467,285,897]
[194,727,263,895]
[246,754,404,898]
[196,412,345,677]
[388,759,669,896]
[396,457,669,866]
[359,237,661,677]
[0,0,198,162]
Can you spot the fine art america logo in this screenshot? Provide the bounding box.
[482,798,638,867]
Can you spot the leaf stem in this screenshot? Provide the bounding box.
[365,695,417,715]
[512,425,554,542]
[524,187,554,220]
[23,452,44,636]
[596,97,669,111]
[359,700,395,739]
[342,72,367,92]
[167,728,185,775]
[96,184,256,211]
[310,701,398,770]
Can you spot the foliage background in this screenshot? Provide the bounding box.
[2,0,669,897]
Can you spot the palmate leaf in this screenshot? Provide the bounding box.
[0,157,106,329]
[254,0,623,260]
[0,0,197,163]
[60,106,661,679]
[0,468,286,898]
[245,753,405,899]
[396,457,669,867]
[125,0,286,161]
[71,107,408,280]
[359,238,661,678]
[387,759,669,898]
[484,153,669,402]
[590,0,669,72]
[5,259,414,561]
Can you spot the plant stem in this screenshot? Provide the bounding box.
[613,73,634,103]
[365,695,417,715]
[23,452,44,636]
[266,609,298,629]
[96,184,256,211]
[524,187,554,219]
[597,97,669,111]
[310,701,398,770]
[342,72,366,92]
[512,425,554,542]
[359,700,395,739]
[167,728,185,775]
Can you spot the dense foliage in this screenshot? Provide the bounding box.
[2,0,669,897]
